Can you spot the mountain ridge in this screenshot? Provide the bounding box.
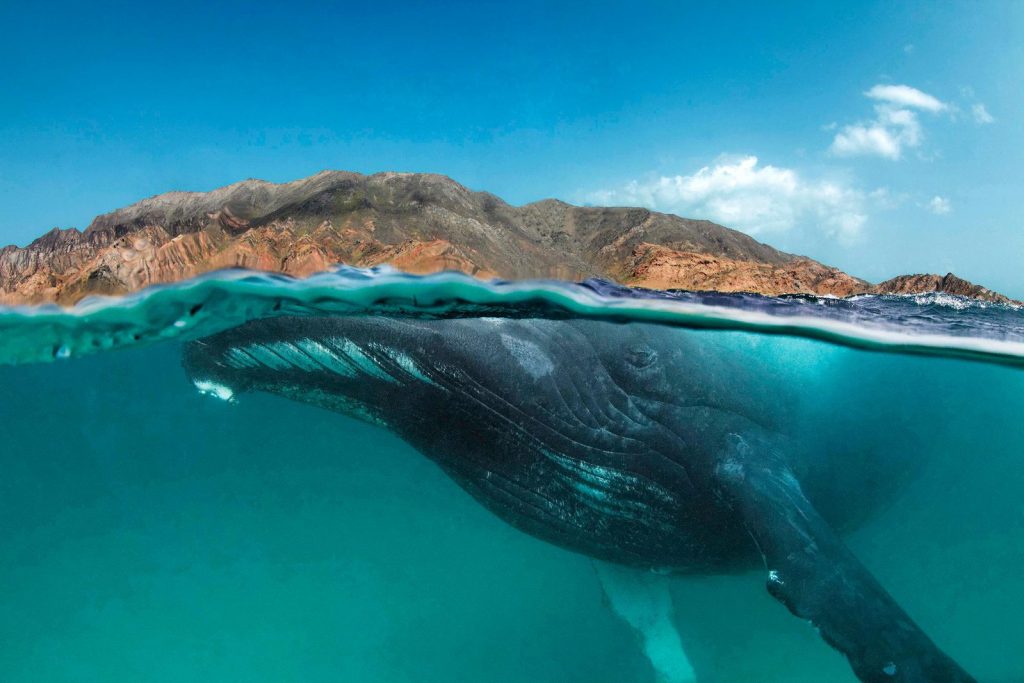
[0,170,1016,306]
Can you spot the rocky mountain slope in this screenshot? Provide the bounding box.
[0,171,1014,305]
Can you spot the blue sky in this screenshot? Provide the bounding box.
[1,1,1021,295]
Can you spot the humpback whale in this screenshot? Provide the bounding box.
[184,316,975,683]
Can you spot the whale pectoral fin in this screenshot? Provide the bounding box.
[712,434,975,683]
[593,561,698,683]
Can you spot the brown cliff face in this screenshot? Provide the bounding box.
[616,243,869,296]
[0,171,1014,305]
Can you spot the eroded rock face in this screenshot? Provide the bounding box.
[617,243,870,297]
[0,171,1015,305]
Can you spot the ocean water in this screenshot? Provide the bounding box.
[1,268,1023,683]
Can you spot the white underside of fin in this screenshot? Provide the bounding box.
[593,561,697,683]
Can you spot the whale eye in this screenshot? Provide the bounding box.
[625,344,657,369]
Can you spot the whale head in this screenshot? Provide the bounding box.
[183,315,779,431]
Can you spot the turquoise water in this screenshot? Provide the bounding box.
[2,269,1023,682]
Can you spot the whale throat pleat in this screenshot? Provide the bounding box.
[325,338,399,383]
[295,339,360,377]
[539,448,678,530]
[372,343,442,388]
[226,338,407,384]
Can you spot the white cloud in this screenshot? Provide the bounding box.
[830,123,904,160]
[588,155,871,243]
[971,103,994,124]
[865,84,948,112]
[830,84,947,159]
[927,196,952,215]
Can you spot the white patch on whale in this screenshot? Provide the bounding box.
[500,333,554,379]
[193,378,235,402]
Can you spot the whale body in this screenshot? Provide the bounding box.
[184,316,975,683]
